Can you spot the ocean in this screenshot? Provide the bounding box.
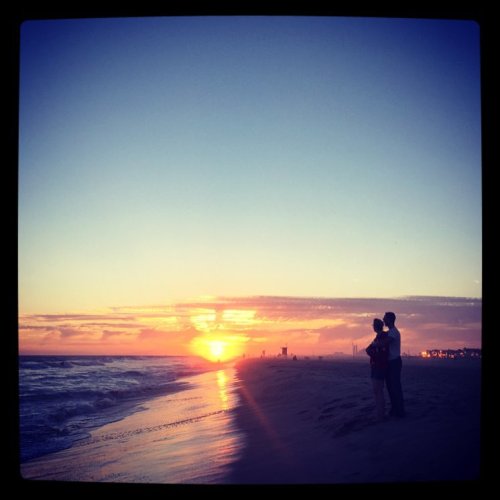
[18,355,224,463]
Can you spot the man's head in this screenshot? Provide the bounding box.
[383,312,396,328]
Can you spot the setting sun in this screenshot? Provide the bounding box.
[186,307,255,362]
[189,334,246,362]
[209,340,225,359]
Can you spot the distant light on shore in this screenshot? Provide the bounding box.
[420,348,481,359]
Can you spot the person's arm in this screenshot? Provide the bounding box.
[373,334,391,348]
[365,336,377,356]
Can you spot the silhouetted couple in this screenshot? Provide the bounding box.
[366,312,405,421]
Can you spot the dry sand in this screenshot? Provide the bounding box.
[228,357,481,484]
[20,357,481,485]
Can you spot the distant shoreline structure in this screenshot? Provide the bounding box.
[245,347,482,361]
[419,347,481,359]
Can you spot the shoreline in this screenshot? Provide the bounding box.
[20,366,243,483]
[19,357,481,484]
[19,356,230,464]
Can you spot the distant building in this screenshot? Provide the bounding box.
[420,347,481,359]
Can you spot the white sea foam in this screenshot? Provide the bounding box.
[19,355,218,462]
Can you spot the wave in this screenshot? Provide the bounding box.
[19,356,211,462]
[20,357,114,370]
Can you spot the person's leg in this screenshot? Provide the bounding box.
[372,378,385,420]
[385,362,396,415]
[394,357,405,416]
[387,358,405,417]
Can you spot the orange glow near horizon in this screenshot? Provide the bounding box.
[189,335,245,362]
[187,307,258,362]
[18,297,482,357]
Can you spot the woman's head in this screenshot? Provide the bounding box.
[373,318,384,333]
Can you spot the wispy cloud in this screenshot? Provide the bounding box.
[18,296,481,356]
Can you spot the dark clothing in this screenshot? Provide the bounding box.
[367,332,389,380]
[370,366,387,380]
[386,356,405,416]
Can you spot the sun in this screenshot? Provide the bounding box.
[208,340,225,360]
[190,335,243,362]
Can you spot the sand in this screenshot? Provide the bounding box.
[19,357,481,485]
[227,357,481,483]
[20,367,243,484]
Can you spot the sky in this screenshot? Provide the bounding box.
[19,296,481,357]
[18,17,482,356]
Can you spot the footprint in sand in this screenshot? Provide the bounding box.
[339,402,357,409]
[333,420,359,436]
[334,417,373,437]
[356,405,373,413]
[321,405,337,414]
[317,414,334,422]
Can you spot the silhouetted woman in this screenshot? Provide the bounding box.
[366,318,390,421]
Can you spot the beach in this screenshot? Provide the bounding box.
[20,366,243,483]
[20,357,481,484]
[228,357,481,483]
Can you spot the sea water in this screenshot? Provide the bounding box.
[19,355,219,463]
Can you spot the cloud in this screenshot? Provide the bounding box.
[59,328,102,341]
[137,326,197,342]
[84,322,144,329]
[27,313,136,322]
[175,296,481,325]
[137,328,169,341]
[40,331,61,343]
[19,325,54,331]
[59,328,84,338]
[18,295,481,355]
[101,330,135,340]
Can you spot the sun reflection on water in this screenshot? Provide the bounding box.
[216,369,229,410]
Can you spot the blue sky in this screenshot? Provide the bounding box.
[19,16,481,313]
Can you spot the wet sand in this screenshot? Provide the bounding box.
[20,357,481,485]
[21,367,243,483]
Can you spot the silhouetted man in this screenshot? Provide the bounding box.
[383,312,405,417]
